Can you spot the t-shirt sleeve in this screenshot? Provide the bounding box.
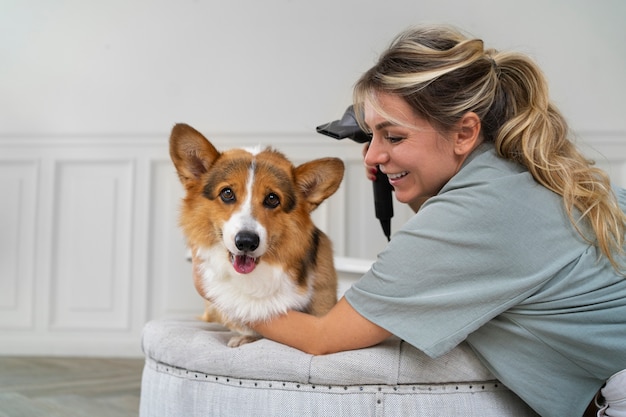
[345,169,584,358]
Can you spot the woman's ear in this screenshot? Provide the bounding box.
[453,112,481,156]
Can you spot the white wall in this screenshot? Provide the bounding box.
[2,0,625,135]
[1,0,625,357]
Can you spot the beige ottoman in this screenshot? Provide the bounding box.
[139,318,538,416]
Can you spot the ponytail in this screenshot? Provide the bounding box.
[493,52,626,272]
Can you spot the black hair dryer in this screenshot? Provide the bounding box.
[316,105,394,241]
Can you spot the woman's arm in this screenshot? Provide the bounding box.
[190,246,391,355]
[251,297,392,355]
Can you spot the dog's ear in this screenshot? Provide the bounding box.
[295,158,344,212]
[169,123,220,188]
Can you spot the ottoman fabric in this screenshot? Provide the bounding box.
[140,319,539,416]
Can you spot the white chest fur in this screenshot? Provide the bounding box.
[196,246,312,324]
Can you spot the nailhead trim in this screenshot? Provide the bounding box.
[151,360,506,395]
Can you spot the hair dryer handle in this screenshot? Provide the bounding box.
[373,169,394,241]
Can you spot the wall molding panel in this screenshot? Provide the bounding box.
[0,132,624,356]
[49,159,135,331]
[0,160,38,329]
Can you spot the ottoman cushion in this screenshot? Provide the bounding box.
[140,319,538,416]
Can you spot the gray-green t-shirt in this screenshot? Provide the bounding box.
[345,144,626,417]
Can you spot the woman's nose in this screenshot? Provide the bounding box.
[364,136,388,167]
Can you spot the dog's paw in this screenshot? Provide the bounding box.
[227,334,261,348]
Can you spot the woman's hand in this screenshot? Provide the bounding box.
[189,245,213,303]
[363,142,378,181]
[190,245,201,281]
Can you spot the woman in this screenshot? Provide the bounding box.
[198,25,626,416]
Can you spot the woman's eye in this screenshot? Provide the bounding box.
[264,193,280,208]
[220,187,235,203]
[385,135,405,144]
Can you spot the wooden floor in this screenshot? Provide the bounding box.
[0,356,144,417]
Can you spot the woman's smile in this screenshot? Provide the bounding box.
[385,170,408,180]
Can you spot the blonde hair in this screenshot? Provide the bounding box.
[354,25,626,273]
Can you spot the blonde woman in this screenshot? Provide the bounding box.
[217,25,626,417]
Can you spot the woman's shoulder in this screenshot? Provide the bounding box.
[440,143,543,200]
[615,186,626,211]
[455,143,527,183]
[421,142,572,238]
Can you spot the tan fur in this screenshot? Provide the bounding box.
[169,123,344,346]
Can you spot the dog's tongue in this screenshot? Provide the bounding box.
[233,254,256,274]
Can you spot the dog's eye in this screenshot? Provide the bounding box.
[264,193,280,209]
[220,187,236,203]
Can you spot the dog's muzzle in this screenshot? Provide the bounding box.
[230,231,260,274]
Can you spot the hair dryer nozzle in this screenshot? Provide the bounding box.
[316,105,371,144]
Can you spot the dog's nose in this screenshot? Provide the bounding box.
[235,231,260,252]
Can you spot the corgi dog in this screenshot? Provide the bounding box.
[169,123,345,347]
